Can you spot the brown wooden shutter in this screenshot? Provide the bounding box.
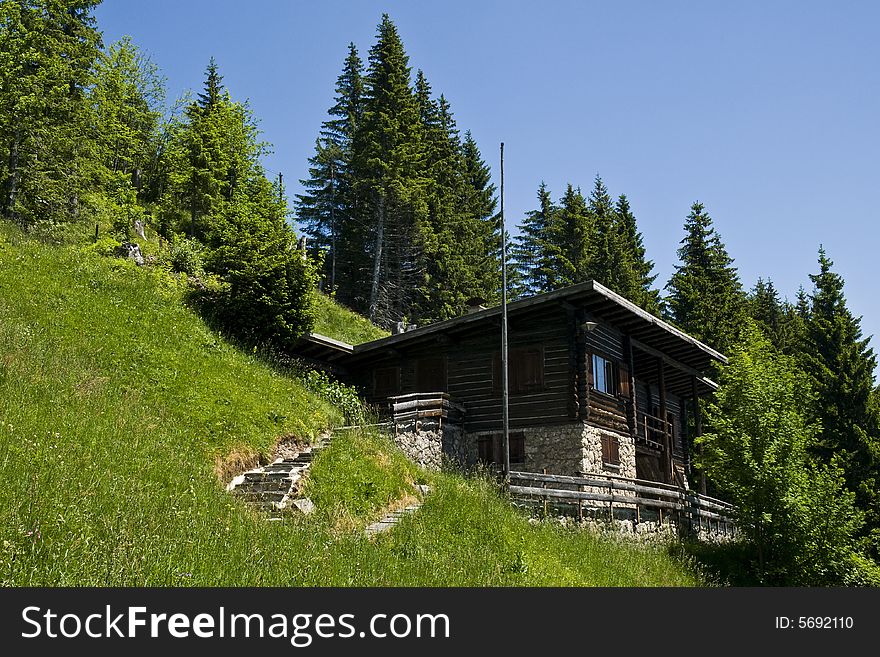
[510,432,525,463]
[416,357,447,392]
[601,433,620,465]
[618,363,631,398]
[374,367,400,396]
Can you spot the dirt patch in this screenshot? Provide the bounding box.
[272,434,308,461]
[214,447,261,485]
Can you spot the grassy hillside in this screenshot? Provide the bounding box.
[312,293,389,344]
[0,224,705,586]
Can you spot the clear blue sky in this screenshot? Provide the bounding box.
[96,0,880,374]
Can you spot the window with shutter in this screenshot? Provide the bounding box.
[374,367,400,397]
[476,432,526,465]
[591,353,617,395]
[416,357,446,392]
[493,347,544,395]
[601,433,620,465]
[618,363,631,398]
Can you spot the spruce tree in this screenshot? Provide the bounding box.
[550,183,590,289]
[665,201,746,354]
[350,14,428,324]
[615,194,660,312]
[512,182,557,295]
[297,43,363,296]
[587,175,634,296]
[802,247,880,547]
[459,130,500,304]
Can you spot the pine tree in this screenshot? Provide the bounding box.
[550,183,590,289]
[296,43,363,295]
[665,201,746,354]
[587,175,634,296]
[747,277,803,355]
[197,57,223,111]
[512,182,557,295]
[350,14,428,324]
[459,130,500,304]
[802,247,880,547]
[0,0,102,227]
[615,194,660,312]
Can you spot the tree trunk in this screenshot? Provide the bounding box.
[368,195,385,322]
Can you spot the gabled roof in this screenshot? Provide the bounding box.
[341,281,726,396]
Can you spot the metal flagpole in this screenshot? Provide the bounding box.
[501,142,510,484]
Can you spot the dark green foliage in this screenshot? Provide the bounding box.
[553,183,591,288]
[615,194,660,312]
[746,277,803,355]
[511,177,659,312]
[512,181,557,296]
[299,16,499,327]
[665,202,746,354]
[699,326,875,585]
[203,211,317,351]
[801,248,880,550]
[585,175,628,291]
[297,43,363,294]
[152,60,317,350]
[0,0,102,228]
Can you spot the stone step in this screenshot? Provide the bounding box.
[227,438,331,518]
[234,479,294,493]
[234,490,288,503]
[244,471,294,482]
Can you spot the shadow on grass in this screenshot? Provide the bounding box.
[670,539,761,586]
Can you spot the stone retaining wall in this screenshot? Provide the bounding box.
[392,418,469,470]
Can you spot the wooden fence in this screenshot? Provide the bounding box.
[508,469,735,533]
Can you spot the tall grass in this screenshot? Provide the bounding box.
[0,227,706,586]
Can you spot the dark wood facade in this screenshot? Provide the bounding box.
[330,281,726,485]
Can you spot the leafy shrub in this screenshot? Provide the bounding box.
[166,236,205,277]
[301,369,366,424]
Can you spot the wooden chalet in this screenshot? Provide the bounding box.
[302,280,726,488]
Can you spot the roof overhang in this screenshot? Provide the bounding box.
[340,281,726,396]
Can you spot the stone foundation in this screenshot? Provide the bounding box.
[392,418,469,470]
[395,419,638,480]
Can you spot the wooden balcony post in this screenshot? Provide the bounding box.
[657,357,671,483]
[624,335,637,438]
[691,375,706,494]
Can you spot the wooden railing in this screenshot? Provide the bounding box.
[508,470,735,532]
[387,392,466,425]
[635,410,670,451]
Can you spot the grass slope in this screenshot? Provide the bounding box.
[312,293,389,344]
[0,225,704,586]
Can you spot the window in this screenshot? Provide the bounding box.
[493,347,544,395]
[601,433,620,466]
[478,432,525,465]
[374,367,400,397]
[416,357,447,392]
[591,354,616,395]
